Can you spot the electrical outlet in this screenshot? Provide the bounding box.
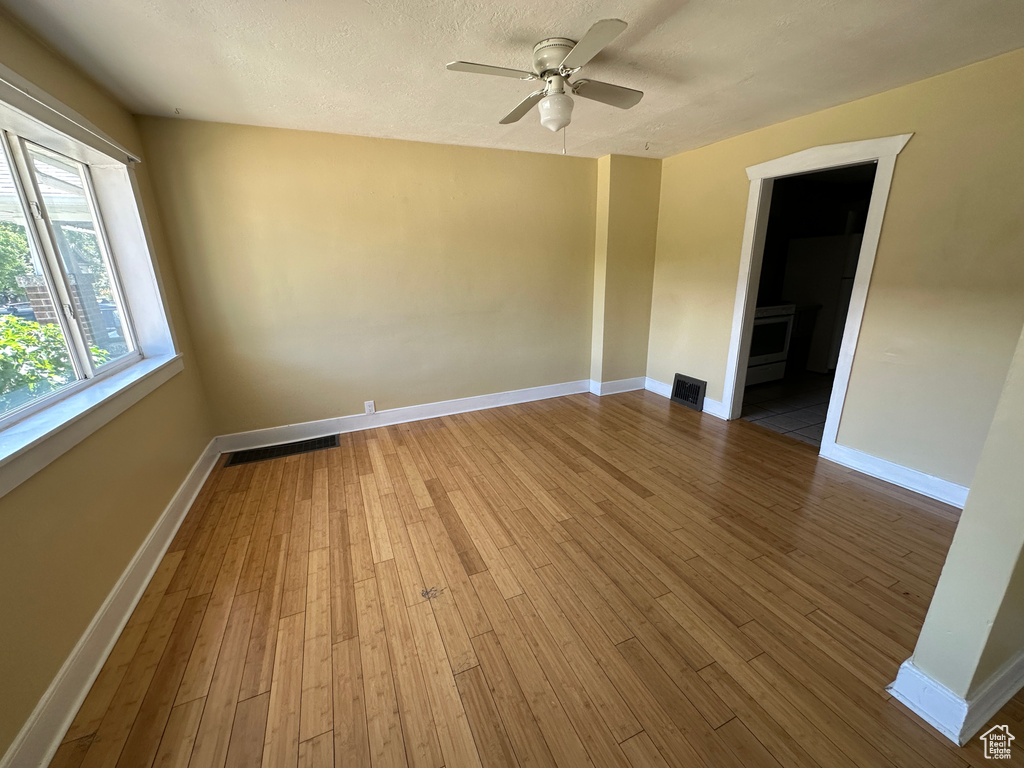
[364,400,375,415]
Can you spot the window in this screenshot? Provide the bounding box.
[0,133,138,424]
[0,61,182,498]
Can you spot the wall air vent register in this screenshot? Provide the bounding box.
[670,373,707,412]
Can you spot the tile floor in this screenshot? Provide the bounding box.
[740,372,835,447]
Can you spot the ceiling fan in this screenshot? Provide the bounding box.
[446,18,643,132]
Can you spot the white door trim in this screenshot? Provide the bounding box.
[720,134,912,462]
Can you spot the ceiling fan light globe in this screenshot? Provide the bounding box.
[538,92,573,131]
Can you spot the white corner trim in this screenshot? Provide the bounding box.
[889,651,1024,745]
[701,397,730,420]
[820,442,968,508]
[0,354,184,500]
[888,660,969,744]
[590,377,646,396]
[962,647,1024,743]
[644,377,672,398]
[0,439,219,768]
[215,380,591,454]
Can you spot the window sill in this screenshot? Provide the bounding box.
[0,353,184,499]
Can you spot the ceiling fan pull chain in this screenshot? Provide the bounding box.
[563,125,566,155]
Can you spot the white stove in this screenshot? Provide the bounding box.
[747,304,797,385]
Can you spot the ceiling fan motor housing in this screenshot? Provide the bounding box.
[445,19,640,129]
[532,37,576,75]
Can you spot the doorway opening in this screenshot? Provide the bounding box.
[719,134,911,459]
[740,163,876,447]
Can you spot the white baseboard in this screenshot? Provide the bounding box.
[0,440,220,768]
[963,647,1024,744]
[701,396,729,420]
[648,376,967,506]
[643,377,728,420]
[888,660,969,744]
[644,377,672,398]
[820,442,969,509]
[889,652,1024,745]
[589,377,646,396]
[215,380,591,454]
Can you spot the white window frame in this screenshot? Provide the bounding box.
[0,134,141,426]
[0,63,183,499]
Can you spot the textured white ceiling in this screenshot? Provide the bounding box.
[3,0,1024,158]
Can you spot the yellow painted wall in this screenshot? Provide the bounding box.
[590,156,611,382]
[913,322,1024,698]
[0,11,212,756]
[1,9,1022,754]
[977,555,1024,692]
[138,118,597,435]
[592,155,661,383]
[648,48,1024,487]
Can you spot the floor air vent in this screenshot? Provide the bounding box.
[671,373,707,412]
[226,434,340,467]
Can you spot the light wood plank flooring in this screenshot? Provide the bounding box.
[50,391,1024,767]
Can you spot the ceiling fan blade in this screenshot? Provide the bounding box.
[572,79,643,109]
[499,90,546,124]
[446,61,538,80]
[559,18,628,71]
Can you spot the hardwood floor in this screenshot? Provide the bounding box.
[50,391,1024,767]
